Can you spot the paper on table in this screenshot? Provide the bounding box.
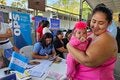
[28,60,53,77]
[46,71,63,80]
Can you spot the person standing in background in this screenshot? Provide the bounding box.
[107,20,117,38]
[36,20,45,41]
[0,22,13,66]
[116,27,120,53]
[42,20,51,35]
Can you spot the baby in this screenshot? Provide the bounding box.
[66,21,92,79]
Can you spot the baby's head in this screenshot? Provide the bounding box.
[73,21,87,42]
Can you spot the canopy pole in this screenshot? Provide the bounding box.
[79,0,85,21]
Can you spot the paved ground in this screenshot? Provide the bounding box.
[114,54,120,80]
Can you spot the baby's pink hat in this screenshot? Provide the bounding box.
[74,21,87,29]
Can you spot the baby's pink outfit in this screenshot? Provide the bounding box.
[66,36,91,79]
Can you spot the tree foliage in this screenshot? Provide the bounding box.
[11,0,27,9]
[82,1,92,19]
[52,0,79,14]
[50,0,91,20]
[0,0,6,5]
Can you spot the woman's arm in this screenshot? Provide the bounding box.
[51,49,56,56]
[32,42,49,59]
[0,28,12,38]
[32,52,49,59]
[54,40,68,53]
[67,34,117,67]
[36,32,40,41]
[57,46,68,53]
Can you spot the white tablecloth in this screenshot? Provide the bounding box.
[31,59,67,80]
[0,59,67,80]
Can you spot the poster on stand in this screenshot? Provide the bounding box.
[50,18,60,29]
[50,18,60,37]
[12,11,32,49]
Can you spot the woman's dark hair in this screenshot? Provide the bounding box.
[38,20,45,27]
[92,4,113,23]
[42,20,49,28]
[65,30,72,38]
[95,3,106,8]
[55,30,63,40]
[40,33,53,48]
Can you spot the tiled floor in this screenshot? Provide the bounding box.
[114,54,120,80]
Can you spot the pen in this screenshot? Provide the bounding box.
[45,53,48,56]
[53,54,60,61]
[56,54,60,58]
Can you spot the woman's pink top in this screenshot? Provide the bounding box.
[74,57,116,80]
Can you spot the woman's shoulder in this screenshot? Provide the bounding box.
[90,32,117,51]
[43,27,49,31]
[34,42,42,46]
[100,32,116,43]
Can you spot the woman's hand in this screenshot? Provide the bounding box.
[44,55,49,59]
[45,54,55,59]
[66,43,70,51]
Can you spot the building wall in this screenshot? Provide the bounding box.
[60,20,76,30]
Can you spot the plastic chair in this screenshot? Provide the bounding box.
[19,45,33,60]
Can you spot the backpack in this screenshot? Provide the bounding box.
[116,27,120,53]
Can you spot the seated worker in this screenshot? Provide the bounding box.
[63,30,72,49]
[54,30,68,58]
[32,33,56,59]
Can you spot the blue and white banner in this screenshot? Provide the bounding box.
[35,16,47,30]
[50,18,60,29]
[9,52,29,73]
[12,12,32,49]
[0,11,4,22]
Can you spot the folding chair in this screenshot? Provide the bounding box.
[19,45,33,60]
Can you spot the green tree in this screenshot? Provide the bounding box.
[52,0,79,14]
[11,0,27,9]
[50,0,91,20]
[82,1,92,20]
[0,0,6,5]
